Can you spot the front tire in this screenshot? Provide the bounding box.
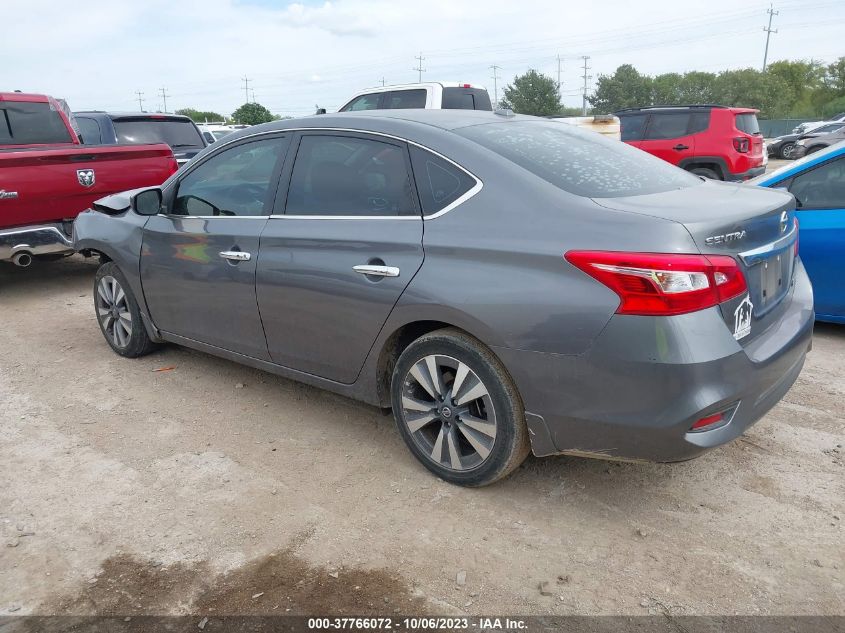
[779,142,796,159]
[94,262,157,358]
[391,328,530,487]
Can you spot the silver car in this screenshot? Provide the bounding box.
[74,110,813,486]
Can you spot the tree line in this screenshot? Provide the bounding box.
[588,58,845,118]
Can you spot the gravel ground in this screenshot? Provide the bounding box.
[0,254,842,617]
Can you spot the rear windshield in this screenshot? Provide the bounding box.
[735,113,761,135]
[0,101,73,145]
[442,88,493,111]
[113,118,204,148]
[456,120,700,198]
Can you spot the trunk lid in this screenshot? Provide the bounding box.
[593,180,798,346]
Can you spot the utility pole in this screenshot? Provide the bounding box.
[158,87,170,113]
[242,76,251,104]
[762,4,778,71]
[380,77,386,87]
[135,90,144,111]
[250,88,256,103]
[580,56,592,116]
[489,64,501,106]
[413,52,426,83]
[556,54,563,91]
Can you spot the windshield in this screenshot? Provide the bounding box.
[113,118,204,148]
[456,120,700,197]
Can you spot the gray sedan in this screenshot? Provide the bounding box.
[74,110,813,486]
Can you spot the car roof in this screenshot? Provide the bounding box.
[74,111,194,122]
[0,92,53,103]
[616,105,757,115]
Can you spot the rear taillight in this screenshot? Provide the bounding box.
[169,157,179,175]
[691,412,724,431]
[733,137,750,153]
[565,251,748,316]
[793,217,799,256]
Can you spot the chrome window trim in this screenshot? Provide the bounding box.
[202,126,483,221]
[157,214,270,220]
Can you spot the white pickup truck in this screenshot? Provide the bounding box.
[339,82,493,112]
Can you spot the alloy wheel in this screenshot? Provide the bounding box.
[400,354,497,471]
[96,275,132,349]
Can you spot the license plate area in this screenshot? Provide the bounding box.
[755,249,794,314]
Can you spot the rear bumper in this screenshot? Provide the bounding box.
[725,165,766,182]
[496,261,814,462]
[0,223,74,262]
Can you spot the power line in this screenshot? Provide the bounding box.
[242,76,251,104]
[762,4,779,71]
[158,87,170,113]
[580,56,591,116]
[413,52,426,83]
[135,90,144,111]
[489,64,502,105]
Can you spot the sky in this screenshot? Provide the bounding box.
[2,0,844,118]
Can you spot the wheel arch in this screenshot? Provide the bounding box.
[371,314,502,408]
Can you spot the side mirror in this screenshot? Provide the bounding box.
[315,107,327,115]
[133,189,162,216]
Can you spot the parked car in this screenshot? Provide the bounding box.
[793,127,845,158]
[197,124,237,144]
[74,111,206,167]
[792,114,845,135]
[548,114,621,140]
[0,92,178,267]
[74,110,812,486]
[616,105,765,181]
[768,121,845,159]
[339,82,493,112]
[752,141,845,323]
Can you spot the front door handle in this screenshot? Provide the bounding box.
[219,250,251,262]
[673,144,689,151]
[353,264,400,278]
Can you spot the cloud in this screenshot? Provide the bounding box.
[280,1,378,36]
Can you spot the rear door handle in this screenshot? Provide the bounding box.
[353,264,400,278]
[219,250,251,262]
[673,144,689,150]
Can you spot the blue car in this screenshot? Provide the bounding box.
[752,141,845,323]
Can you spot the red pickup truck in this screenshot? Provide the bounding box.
[0,92,178,267]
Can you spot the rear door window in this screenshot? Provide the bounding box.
[285,134,418,216]
[457,120,699,198]
[113,118,205,149]
[0,101,73,144]
[688,111,710,135]
[735,113,761,135]
[619,114,648,141]
[409,146,477,215]
[340,93,381,112]
[787,157,845,209]
[644,113,691,140]
[383,89,427,109]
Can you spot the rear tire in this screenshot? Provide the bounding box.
[94,262,158,358]
[689,167,720,180]
[390,328,530,487]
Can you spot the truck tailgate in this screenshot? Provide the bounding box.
[0,144,175,229]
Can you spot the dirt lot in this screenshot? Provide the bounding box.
[1,255,843,617]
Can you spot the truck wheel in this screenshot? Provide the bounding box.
[391,328,530,487]
[94,262,158,358]
[689,167,721,180]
